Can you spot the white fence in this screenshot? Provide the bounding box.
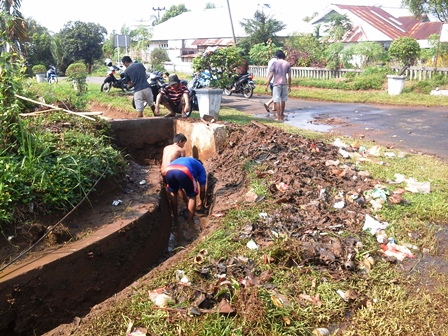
[163,62,448,81]
[250,65,448,81]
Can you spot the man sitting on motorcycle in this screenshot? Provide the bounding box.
[155,74,190,118]
[229,52,249,93]
[46,65,56,79]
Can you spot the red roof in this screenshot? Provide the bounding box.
[325,5,443,42]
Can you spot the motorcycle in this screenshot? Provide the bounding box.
[147,71,167,99]
[46,66,58,84]
[223,73,255,98]
[100,61,133,93]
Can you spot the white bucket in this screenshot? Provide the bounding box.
[195,88,223,119]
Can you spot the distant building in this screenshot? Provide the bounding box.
[147,7,313,72]
[310,4,443,50]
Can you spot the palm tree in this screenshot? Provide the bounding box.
[0,0,28,51]
[239,10,286,49]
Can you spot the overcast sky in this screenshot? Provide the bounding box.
[22,0,404,34]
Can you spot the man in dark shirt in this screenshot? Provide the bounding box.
[155,74,190,117]
[122,56,157,117]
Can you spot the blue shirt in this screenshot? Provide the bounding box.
[169,157,206,185]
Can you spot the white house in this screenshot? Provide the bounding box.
[147,6,314,73]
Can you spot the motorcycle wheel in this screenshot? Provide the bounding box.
[101,82,111,93]
[185,92,198,117]
[121,81,134,93]
[223,86,233,96]
[242,84,254,98]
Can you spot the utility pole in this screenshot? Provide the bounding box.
[152,7,165,22]
[226,0,236,46]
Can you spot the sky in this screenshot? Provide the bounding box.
[21,0,404,34]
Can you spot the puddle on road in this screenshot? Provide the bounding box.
[256,109,334,132]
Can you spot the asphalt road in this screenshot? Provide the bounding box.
[86,77,448,161]
[221,94,448,162]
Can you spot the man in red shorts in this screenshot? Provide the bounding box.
[164,157,206,223]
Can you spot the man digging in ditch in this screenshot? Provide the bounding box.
[164,157,206,224]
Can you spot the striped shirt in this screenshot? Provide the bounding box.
[161,84,189,105]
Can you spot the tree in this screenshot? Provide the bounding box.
[388,36,421,75]
[0,0,28,51]
[403,0,448,22]
[284,33,326,67]
[159,4,189,24]
[129,25,152,57]
[150,48,169,72]
[58,21,107,73]
[239,10,286,53]
[323,42,345,70]
[343,41,387,68]
[192,46,243,89]
[23,20,56,72]
[323,13,352,42]
[248,40,279,65]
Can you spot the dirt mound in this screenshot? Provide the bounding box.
[46,118,392,335]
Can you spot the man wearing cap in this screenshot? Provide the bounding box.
[121,56,157,118]
[155,74,190,117]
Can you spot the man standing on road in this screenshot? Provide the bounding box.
[122,56,157,118]
[265,50,291,120]
[164,157,206,224]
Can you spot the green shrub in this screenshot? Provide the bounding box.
[31,64,46,74]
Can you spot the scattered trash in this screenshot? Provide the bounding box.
[388,174,430,194]
[138,180,147,185]
[362,214,389,235]
[332,138,348,148]
[367,145,381,156]
[333,200,345,209]
[276,182,288,192]
[336,289,358,302]
[112,199,122,206]
[384,152,396,157]
[148,287,172,308]
[313,327,330,336]
[338,148,351,158]
[259,212,268,219]
[127,327,148,336]
[175,270,191,285]
[246,239,259,250]
[381,242,415,261]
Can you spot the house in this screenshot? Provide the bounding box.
[147,6,313,72]
[310,4,443,50]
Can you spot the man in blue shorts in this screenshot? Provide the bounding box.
[165,157,206,223]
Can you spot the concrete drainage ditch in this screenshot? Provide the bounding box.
[0,118,226,336]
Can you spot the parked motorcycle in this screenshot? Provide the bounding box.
[223,73,255,98]
[100,60,133,93]
[147,71,167,99]
[46,66,58,84]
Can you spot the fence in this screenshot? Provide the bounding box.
[162,62,448,81]
[249,65,448,81]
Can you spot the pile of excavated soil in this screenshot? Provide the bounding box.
[44,116,408,335]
